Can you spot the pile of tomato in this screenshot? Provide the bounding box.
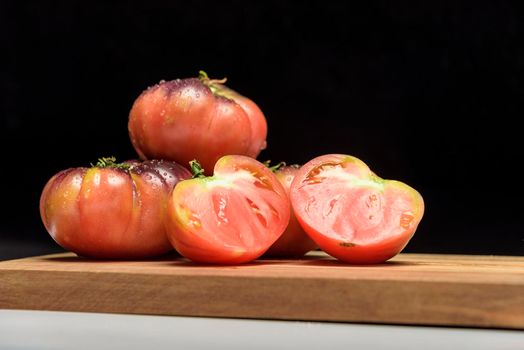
[40,71,424,264]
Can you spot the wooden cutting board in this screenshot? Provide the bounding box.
[1,252,523,329]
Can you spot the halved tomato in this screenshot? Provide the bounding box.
[165,155,290,264]
[290,154,424,264]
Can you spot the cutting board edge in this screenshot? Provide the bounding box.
[1,268,523,330]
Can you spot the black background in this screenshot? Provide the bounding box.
[1,1,523,259]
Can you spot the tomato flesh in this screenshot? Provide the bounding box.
[291,154,424,264]
[165,155,290,264]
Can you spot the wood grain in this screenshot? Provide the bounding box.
[1,252,523,329]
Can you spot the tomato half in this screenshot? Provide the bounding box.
[264,164,318,257]
[290,154,424,264]
[128,71,267,174]
[165,155,290,264]
[39,158,191,258]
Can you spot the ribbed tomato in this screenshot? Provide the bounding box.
[165,155,290,264]
[128,71,267,174]
[290,154,424,264]
[39,158,191,258]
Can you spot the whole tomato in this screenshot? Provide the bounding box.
[290,154,424,264]
[165,156,290,264]
[128,71,267,174]
[263,163,317,257]
[39,157,191,259]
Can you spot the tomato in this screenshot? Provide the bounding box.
[128,71,267,174]
[39,157,191,259]
[207,79,267,158]
[290,154,424,264]
[263,164,317,257]
[165,155,290,264]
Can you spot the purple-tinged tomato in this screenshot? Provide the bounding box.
[128,71,267,174]
[40,157,191,258]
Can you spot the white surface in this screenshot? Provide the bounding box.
[0,310,523,350]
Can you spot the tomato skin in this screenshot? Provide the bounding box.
[128,75,267,174]
[39,160,191,259]
[290,154,424,264]
[264,165,317,258]
[165,155,290,264]
[212,83,267,158]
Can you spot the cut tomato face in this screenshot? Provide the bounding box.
[165,155,290,264]
[290,154,424,264]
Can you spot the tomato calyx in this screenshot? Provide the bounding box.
[263,160,286,173]
[189,159,206,179]
[264,160,301,173]
[91,156,131,170]
[198,70,227,86]
[198,70,234,100]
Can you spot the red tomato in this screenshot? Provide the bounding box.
[39,158,191,259]
[264,164,317,257]
[128,71,267,174]
[165,155,290,264]
[208,81,267,158]
[290,154,424,264]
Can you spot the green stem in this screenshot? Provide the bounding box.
[264,160,286,172]
[189,159,206,178]
[92,156,131,170]
[198,70,227,85]
[198,70,209,80]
